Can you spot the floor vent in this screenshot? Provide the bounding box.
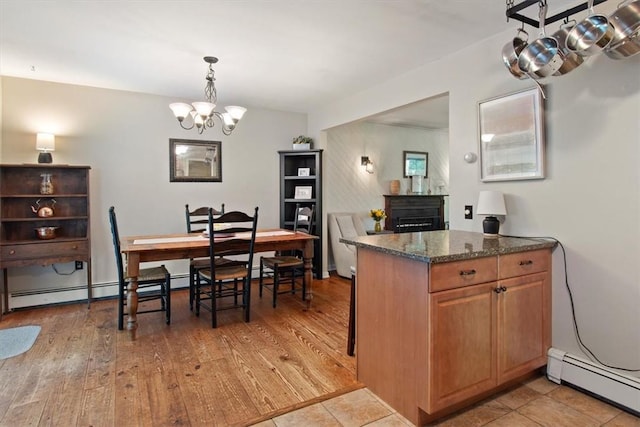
[547,348,640,415]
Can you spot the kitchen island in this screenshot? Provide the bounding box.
[340,230,555,426]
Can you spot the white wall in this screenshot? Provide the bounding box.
[1,77,306,302]
[309,3,640,377]
[325,121,448,228]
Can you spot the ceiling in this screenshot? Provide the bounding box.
[0,1,579,127]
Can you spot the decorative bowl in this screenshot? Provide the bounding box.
[35,226,59,240]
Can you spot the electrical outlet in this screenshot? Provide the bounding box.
[464,205,473,219]
[75,261,84,270]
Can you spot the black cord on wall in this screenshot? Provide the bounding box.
[501,234,640,372]
[51,264,78,276]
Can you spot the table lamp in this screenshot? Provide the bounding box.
[477,190,506,236]
[36,133,55,163]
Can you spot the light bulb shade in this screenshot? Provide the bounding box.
[365,161,374,174]
[222,112,235,127]
[169,103,194,120]
[36,133,55,152]
[192,102,216,118]
[225,106,246,120]
[477,190,507,216]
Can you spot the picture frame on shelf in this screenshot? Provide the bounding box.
[294,186,313,200]
[297,167,310,176]
[478,87,545,182]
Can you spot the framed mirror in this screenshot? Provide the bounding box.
[170,139,222,182]
[478,87,544,182]
[403,151,428,177]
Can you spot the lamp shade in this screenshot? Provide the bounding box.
[36,133,55,152]
[477,190,506,216]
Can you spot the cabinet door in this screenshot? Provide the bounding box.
[497,272,550,383]
[428,282,498,413]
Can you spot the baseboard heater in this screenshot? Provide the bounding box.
[547,348,640,415]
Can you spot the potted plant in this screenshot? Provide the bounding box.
[292,135,313,150]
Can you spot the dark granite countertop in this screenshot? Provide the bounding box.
[340,230,556,264]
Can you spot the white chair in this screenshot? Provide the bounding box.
[328,212,367,278]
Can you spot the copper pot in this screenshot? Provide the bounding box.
[35,226,59,240]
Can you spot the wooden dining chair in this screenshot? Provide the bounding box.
[108,206,171,330]
[194,207,259,328]
[259,204,314,308]
[185,203,226,311]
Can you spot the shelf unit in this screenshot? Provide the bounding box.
[0,164,92,314]
[278,149,322,278]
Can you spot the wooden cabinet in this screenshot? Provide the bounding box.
[0,164,92,311]
[278,150,322,277]
[356,245,551,425]
[427,253,550,413]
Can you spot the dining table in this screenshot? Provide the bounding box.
[120,228,317,340]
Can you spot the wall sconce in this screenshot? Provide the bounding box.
[36,133,55,164]
[361,156,374,174]
[477,190,507,237]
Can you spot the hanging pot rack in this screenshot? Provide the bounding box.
[506,0,609,27]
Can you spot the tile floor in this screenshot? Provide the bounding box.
[250,375,640,427]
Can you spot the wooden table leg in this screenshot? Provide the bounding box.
[303,239,314,309]
[126,254,140,340]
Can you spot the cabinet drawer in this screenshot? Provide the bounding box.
[430,257,497,292]
[2,240,88,261]
[499,249,550,279]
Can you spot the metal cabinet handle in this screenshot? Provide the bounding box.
[9,250,16,255]
[494,286,508,294]
[500,286,507,292]
[519,260,533,266]
[459,269,476,276]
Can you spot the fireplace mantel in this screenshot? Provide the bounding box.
[384,194,446,233]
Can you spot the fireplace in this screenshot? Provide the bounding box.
[384,195,446,233]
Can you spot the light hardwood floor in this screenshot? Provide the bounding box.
[2,275,639,427]
[0,275,359,426]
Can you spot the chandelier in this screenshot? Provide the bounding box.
[169,56,246,135]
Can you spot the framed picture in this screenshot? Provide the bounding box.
[294,186,313,199]
[170,139,222,182]
[403,151,428,177]
[297,167,311,176]
[478,87,545,182]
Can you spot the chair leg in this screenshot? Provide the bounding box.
[118,282,125,330]
[165,270,171,325]
[301,268,307,302]
[244,277,251,323]
[212,279,217,328]
[189,264,195,311]
[234,278,238,306]
[195,274,201,316]
[259,257,264,298]
[347,272,356,356]
[272,264,279,308]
